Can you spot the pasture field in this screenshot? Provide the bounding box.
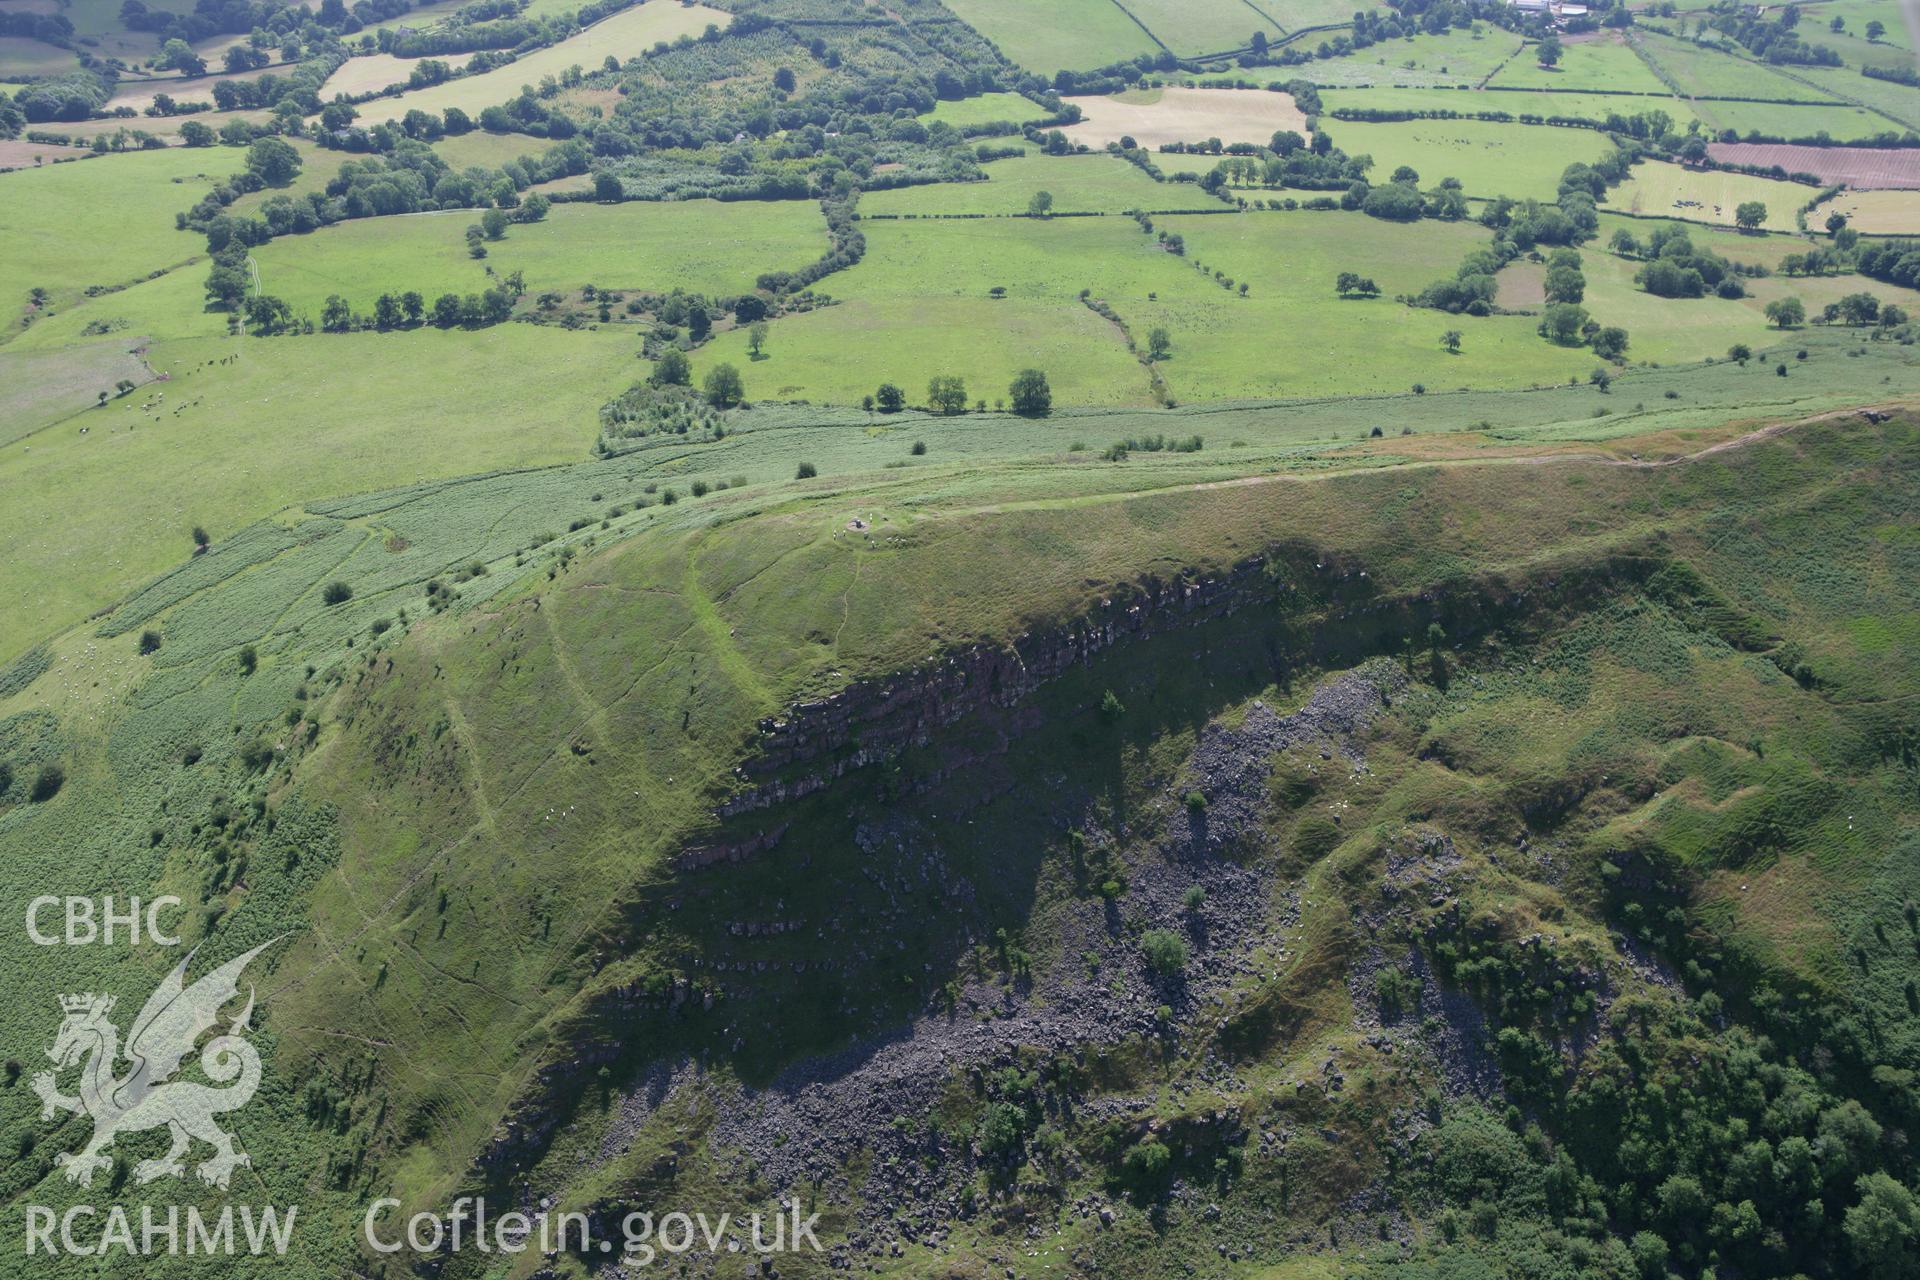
[354,1,731,124]
[1604,159,1810,232]
[1786,63,1920,130]
[105,64,286,113]
[5,260,228,349]
[49,105,278,143]
[1631,30,1847,102]
[317,51,479,99]
[0,138,80,169]
[1592,211,1799,268]
[0,343,155,446]
[1117,0,1282,56]
[1253,0,1386,28]
[922,91,1052,131]
[0,147,218,327]
[937,0,1159,74]
[1323,85,1711,129]
[224,138,333,213]
[1060,86,1310,148]
[860,153,1185,216]
[1300,26,1526,88]
[0,325,635,659]
[1487,33,1674,93]
[0,35,81,78]
[1576,249,1779,363]
[1795,0,1917,52]
[431,129,559,171]
[1688,95,1907,141]
[1821,187,1920,233]
[1323,117,1616,200]
[247,197,826,317]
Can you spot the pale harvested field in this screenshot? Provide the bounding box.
[318,50,479,99]
[1707,142,1920,190]
[1822,187,1920,233]
[106,65,284,112]
[0,139,85,170]
[1059,86,1309,149]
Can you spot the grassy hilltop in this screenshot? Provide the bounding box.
[3,0,1920,1276]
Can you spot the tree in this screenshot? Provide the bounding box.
[795,461,817,479]
[481,207,510,240]
[1868,18,1886,39]
[321,581,352,605]
[1536,35,1563,66]
[1591,326,1630,360]
[1537,302,1590,346]
[1589,366,1612,392]
[179,120,215,147]
[927,375,968,415]
[401,292,424,324]
[1147,327,1172,359]
[245,137,301,187]
[1544,264,1586,304]
[1441,329,1462,353]
[703,362,744,408]
[517,193,552,224]
[1846,1172,1920,1280]
[1009,368,1052,416]
[746,322,769,358]
[1765,296,1806,328]
[157,37,206,76]
[374,293,402,330]
[875,383,906,413]
[321,294,352,333]
[773,65,797,93]
[432,293,464,328]
[653,349,691,386]
[1027,190,1054,218]
[1734,200,1768,231]
[594,172,623,202]
[1140,929,1188,979]
[1728,342,1752,364]
[1838,291,1882,325]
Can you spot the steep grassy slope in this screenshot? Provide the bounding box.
[1,383,1912,1277]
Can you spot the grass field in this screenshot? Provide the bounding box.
[1061,86,1309,148]
[1785,63,1920,130]
[1593,211,1800,267]
[355,0,730,124]
[1605,159,1810,232]
[1796,0,1917,52]
[317,50,479,99]
[922,91,1052,131]
[1323,85,1712,130]
[1118,0,1281,56]
[105,64,287,112]
[0,147,220,332]
[1631,30,1848,103]
[1323,118,1616,200]
[430,129,559,171]
[861,153,1184,216]
[0,35,82,78]
[0,325,636,659]
[247,197,825,316]
[692,211,1598,408]
[1688,95,1906,141]
[0,343,155,445]
[939,0,1159,75]
[1821,187,1920,233]
[1487,33,1678,94]
[1300,26,1526,88]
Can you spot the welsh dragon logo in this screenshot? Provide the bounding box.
[31,938,281,1190]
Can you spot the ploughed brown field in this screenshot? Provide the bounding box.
[1706,141,1920,189]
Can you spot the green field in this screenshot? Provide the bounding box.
[0,35,82,78]
[356,0,731,124]
[0,325,636,659]
[1325,117,1616,200]
[1605,159,1813,233]
[861,153,1185,217]
[1631,29,1848,102]
[922,91,1052,131]
[1487,33,1677,94]
[693,212,1598,408]
[245,198,825,317]
[1785,62,1920,130]
[1118,0,1281,56]
[1300,26,1526,88]
[939,0,1159,74]
[0,147,220,332]
[1324,84,1711,130]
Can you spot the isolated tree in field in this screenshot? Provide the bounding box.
[1590,326,1630,361]
[481,207,510,240]
[795,461,817,479]
[1728,342,1752,364]
[1609,228,1640,257]
[322,581,353,605]
[1335,272,1378,298]
[1868,18,1886,38]
[1009,368,1052,416]
[928,375,968,415]
[773,66,797,93]
[652,349,691,386]
[1765,296,1806,328]
[1147,327,1172,360]
[517,193,552,225]
[1881,304,1909,329]
[1537,302,1590,346]
[704,362,744,408]
[157,37,206,76]
[594,172,623,202]
[1544,262,1586,305]
[245,136,301,186]
[1441,329,1462,353]
[192,525,210,551]
[1827,210,1850,235]
[1536,35,1562,66]
[875,383,906,413]
[1734,200,1768,231]
[747,321,769,358]
[1028,190,1054,218]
